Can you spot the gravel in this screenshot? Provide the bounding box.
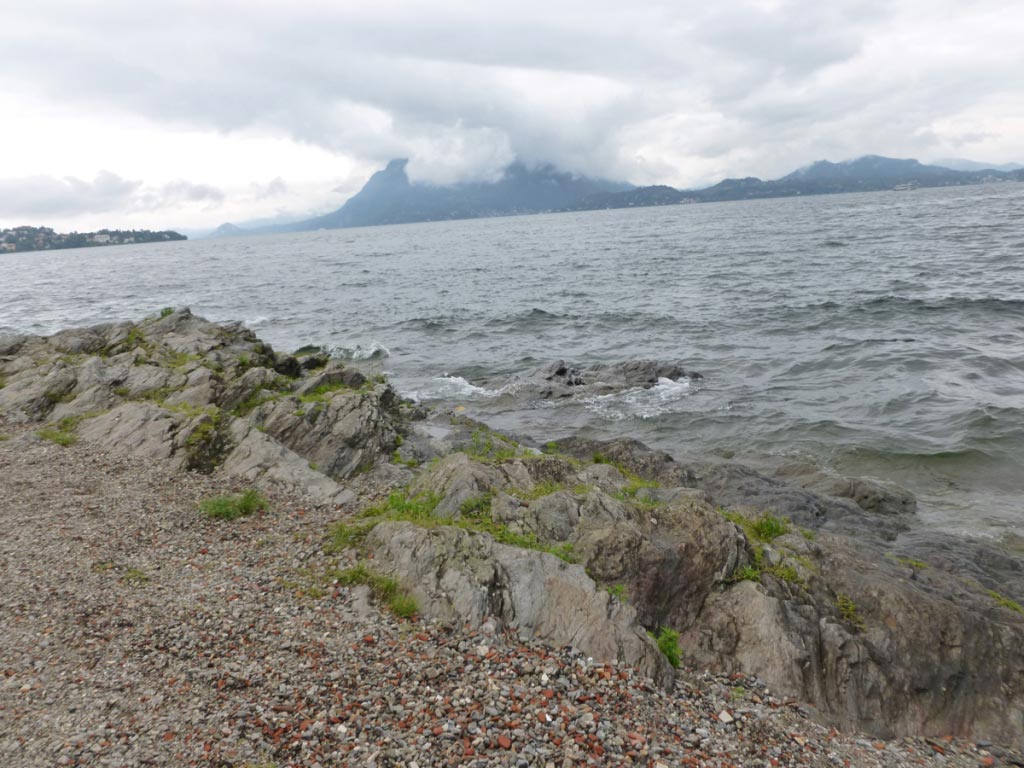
[1,417,1018,767]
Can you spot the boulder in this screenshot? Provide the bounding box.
[253,384,401,481]
[221,420,356,506]
[366,521,675,687]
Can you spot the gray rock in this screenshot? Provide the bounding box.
[221,420,355,506]
[365,521,674,687]
[775,463,917,517]
[254,384,401,481]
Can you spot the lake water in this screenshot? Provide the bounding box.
[3,183,1023,538]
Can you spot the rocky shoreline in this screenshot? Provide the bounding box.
[2,309,1023,766]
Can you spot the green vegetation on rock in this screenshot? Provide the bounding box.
[836,593,866,631]
[37,426,77,446]
[335,488,578,564]
[605,583,628,601]
[299,381,355,403]
[185,410,232,472]
[462,428,525,463]
[652,627,681,668]
[987,589,1024,615]
[334,563,418,619]
[728,544,805,587]
[720,509,790,543]
[35,411,105,447]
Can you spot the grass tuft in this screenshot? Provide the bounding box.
[37,427,77,446]
[299,381,354,404]
[458,492,494,517]
[335,564,418,619]
[720,509,790,543]
[653,627,681,668]
[836,593,866,631]
[987,589,1024,615]
[461,429,523,463]
[201,489,268,520]
[122,567,149,585]
[363,490,442,522]
[326,520,379,553]
[358,488,578,563]
[605,583,628,601]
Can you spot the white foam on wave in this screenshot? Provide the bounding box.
[581,376,697,421]
[328,341,391,360]
[405,375,511,403]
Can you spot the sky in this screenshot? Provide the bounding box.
[1,0,1022,232]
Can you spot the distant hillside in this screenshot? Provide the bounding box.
[214,154,1024,236]
[1,226,186,253]
[573,155,1024,209]
[932,158,1024,173]
[209,222,246,239]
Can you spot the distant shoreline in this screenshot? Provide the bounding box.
[0,226,186,254]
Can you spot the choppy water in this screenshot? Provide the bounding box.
[3,184,1023,537]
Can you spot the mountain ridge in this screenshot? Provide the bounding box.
[211,155,1023,237]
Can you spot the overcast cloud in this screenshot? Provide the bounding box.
[0,0,1021,230]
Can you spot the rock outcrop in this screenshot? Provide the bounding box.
[344,432,1024,746]
[5,312,1024,748]
[366,521,675,687]
[0,309,402,505]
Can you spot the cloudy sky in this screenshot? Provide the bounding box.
[1,0,1022,231]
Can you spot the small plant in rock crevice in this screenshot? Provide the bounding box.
[605,583,628,602]
[651,627,681,668]
[836,593,866,630]
[720,509,790,543]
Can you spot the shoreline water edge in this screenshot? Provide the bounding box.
[2,308,1023,765]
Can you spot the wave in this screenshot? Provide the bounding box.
[777,295,1024,317]
[406,375,511,402]
[580,377,697,421]
[398,315,468,331]
[858,295,1024,314]
[328,341,391,360]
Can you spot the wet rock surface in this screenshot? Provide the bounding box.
[482,359,701,400]
[3,312,1024,764]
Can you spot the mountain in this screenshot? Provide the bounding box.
[220,154,1023,235]
[931,158,1024,173]
[209,222,246,238]
[269,159,631,233]
[782,155,955,181]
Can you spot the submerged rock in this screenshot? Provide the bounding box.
[481,359,701,400]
